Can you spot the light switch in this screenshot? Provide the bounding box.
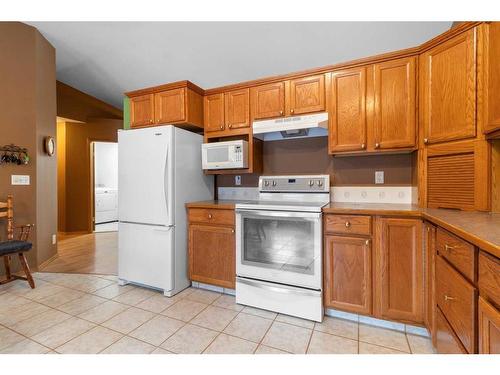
[375,171,384,184]
[235,175,241,186]
[11,175,30,185]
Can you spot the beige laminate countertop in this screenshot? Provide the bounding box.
[186,200,500,258]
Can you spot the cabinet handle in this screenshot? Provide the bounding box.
[444,244,456,252]
[220,125,224,130]
[290,109,294,114]
[361,143,366,149]
[424,138,429,144]
[365,239,370,245]
[228,124,232,129]
[149,119,153,124]
[208,214,212,219]
[231,229,235,233]
[444,295,455,301]
[279,110,284,115]
[374,143,380,149]
[345,221,351,228]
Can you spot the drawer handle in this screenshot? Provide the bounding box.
[444,244,456,252]
[444,295,456,301]
[208,214,212,219]
[345,221,351,228]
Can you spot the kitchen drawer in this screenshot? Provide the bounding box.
[324,214,371,236]
[436,227,476,282]
[436,307,468,354]
[478,251,500,307]
[436,255,477,353]
[188,208,235,226]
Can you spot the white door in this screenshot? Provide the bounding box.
[118,222,174,291]
[118,127,174,226]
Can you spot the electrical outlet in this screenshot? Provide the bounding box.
[52,234,57,245]
[375,171,384,184]
[11,175,30,185]
[235,175,241,186]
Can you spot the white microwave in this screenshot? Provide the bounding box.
[202,140,248,170]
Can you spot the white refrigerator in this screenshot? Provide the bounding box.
[118,125,213,296]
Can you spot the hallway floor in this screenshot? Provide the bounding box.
[0,273,435,354]
[40,232,117,275]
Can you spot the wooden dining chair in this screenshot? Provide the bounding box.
[0,195,35,288]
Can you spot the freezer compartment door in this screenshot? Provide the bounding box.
[118,222,174,292]
[118,127,174,226]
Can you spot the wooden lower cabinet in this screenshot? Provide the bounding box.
[436,307,468,354]
[188,223,235,289]
[324,235,372,315]
[478,297,500,354]
[424,222,437,346]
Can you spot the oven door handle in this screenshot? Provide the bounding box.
[235,209,321,219]
[237,277,321,297]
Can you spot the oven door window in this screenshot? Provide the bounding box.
[242,215,316,275]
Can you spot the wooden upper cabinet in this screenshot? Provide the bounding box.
[225,88,250,130]
[154,88,186,124]
[421,28,477,144]
[324,235,372,315]
[329,67,367,153]
[373,57,416,149]
[375,217,423,323]
[251,82,285,120]
[289,75,325,115]
[480,22,500,135]
[204,93,225,133]
[130,94,154,128]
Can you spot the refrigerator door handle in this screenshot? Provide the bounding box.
[163,142,169,223]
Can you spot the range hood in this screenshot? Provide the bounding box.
[252,112,328,141]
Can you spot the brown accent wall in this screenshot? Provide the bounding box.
[0,22,57,274]
[217,137,414,187]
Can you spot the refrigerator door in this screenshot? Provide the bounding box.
[118,127,174,226]
[118,222,174,291]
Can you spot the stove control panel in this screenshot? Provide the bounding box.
[259,175,330,193]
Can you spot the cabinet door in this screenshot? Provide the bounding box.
[324,235,372,315]
[225,88,250,130]
[421,28,476,144]
[436,307,468,354]
[204,93,225,133]
[424,222,437,346]
[478,296,500,354]
[481,22,500,134]
[154,88,186,124]
[375,217,423,323]
[289,75,325,115]
[188,224,235,288]
[373,57,416,149]
[329,67,367,153]
[130,94,154,128]
[251,82,285,120]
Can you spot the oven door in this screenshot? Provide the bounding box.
[236,209,322,290]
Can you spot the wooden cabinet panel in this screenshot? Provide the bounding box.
[436,255,477,353]
[424,222,437,346]
[324,214,371,236]
[251,82,285,120]
[436,307,468,354]
[324,235,372,315]
[130,94,154,128]
[188,224,235,289]
[421,28,476,144]
[481,22,500,134]
[289,75,325,115]
[478,296,500,354]
[373,57,416,149]
[204,93,225,133]
[225,88,250,130]
[436,227,476,282]
[478,252,500,307]
[375,218,423,323]
[188,208,235,226]
[154,88,186,124]
[329,67,367,153]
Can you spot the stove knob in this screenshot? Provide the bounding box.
[317,180,323,187]
[272,181,277,187]
[264,181,270,187]
[308,180,314,187]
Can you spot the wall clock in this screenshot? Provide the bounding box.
[44,136,55,156]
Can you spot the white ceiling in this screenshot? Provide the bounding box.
[28,22,452,109]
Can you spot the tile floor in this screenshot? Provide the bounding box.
[0,272,436,354]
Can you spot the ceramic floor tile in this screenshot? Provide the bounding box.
[77,300,129,324]
[151,347,174,354]
[112,287,157,306]
[31,317,96,349]
[11,308,72,337]
[223,313,273,343]
[56,326,123,354]
[407,334,436,354]
[38,288,85,308]
[135,294,178,313]
[93,283,135,299]
[241,306,278,320]
[262,321,312,354]
[11,282,67,301]
[314,316,359,340]
[0,293,32,313]
[190,306,238,331]
[185,288,221,304]
[254,344,289,354]
[0,300,51,326]
[359,342,407,354]
[0,326,25,351]
[204,333,257,354]
[161,299,208,322]
[212,294,244,312]
[129,315,184,346]
[58,294,107,315]
[101,307,155,334]
[161,323,218,354]
[359,324,410,353]
[0,338,51,354]
[307,331,358,354]
[101,336,155,354]
[275,314,315,329]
